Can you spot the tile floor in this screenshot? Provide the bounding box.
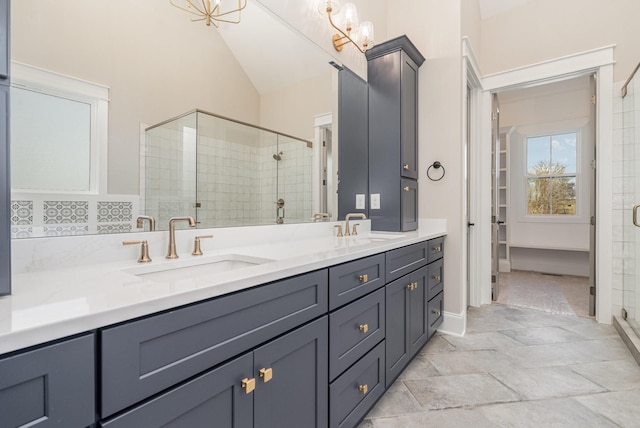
[358,303,640,427]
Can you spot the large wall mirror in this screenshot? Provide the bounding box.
[9,0,339,238]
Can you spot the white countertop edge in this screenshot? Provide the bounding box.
[1,222,446,355]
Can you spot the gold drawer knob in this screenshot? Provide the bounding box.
[432,309,441,317]
[241,377,255,394]
[359,274,369,283]
[359,324,369,334]
[433,275,441,282]
[403,164,410,170]
[403,186,410,192]
[359,384,369,395]
[433,246,442,252]
[259,367,273,383]
[406,282,418,291]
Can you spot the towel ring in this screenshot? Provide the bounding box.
[427,161,445,181]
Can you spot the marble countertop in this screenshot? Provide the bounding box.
[0,220,446,355]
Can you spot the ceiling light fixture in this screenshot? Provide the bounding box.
[170,0,247,27]
[318,1,374,53]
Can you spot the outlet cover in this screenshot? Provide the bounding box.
[371,193,381,210]
[356,194,365,209]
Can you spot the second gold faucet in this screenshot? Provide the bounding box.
[166,216,196,259]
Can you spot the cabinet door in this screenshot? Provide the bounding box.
[401,178,418,231]
[385,275,410,387]
[254,316,328,428]
[338,66,368,219]
[0,85,9,296]
[400,52,418,180]
[428,292,444,339]
[0,334,95,428]
[101,353,253,428]
[408,266,428,356]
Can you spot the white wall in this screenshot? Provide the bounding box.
[12,0,261,195]
[480,0,640,82]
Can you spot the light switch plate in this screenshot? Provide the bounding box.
[356,194,365,209]
[371,193,381,209]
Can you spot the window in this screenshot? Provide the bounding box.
[526,133,577,215]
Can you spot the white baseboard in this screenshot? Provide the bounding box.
[438,310,466,337]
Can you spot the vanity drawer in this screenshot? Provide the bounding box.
[427,236,444,263]
[428,291,444,339]
[0,334,95,428]
[329,341,385,428]
[427,258,444,300]
[385,241,428,282]
[329,288,385,380]
[329,254,385,310]
[100,269,328,418]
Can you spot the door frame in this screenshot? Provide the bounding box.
[473,45,614,324]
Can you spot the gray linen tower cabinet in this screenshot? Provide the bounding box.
[366,36,425,232]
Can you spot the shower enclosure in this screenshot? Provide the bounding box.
[143,110,313,230]
[621,63,640,335]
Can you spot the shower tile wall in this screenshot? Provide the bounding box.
[613,77,640,325]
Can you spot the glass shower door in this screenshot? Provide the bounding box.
[622,64,640,334]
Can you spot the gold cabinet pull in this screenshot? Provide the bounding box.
[432,309,441,317]
[259,368,273,383]
[359,384,369,395]
[433,246,442,252]
[241,377,255,394]
[433,275,441,282]
[359,274,369,283]
[359,324,369,334]
[403,164,410,170]
[403,186,410,192]
[406,282,417,291]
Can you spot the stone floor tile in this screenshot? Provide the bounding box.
[500,326,586,345]
[397,355,441,380]
[479,397,619,428]
[571,359,640,391]
[404,373,519,410]
[370,408,497,428]
[466,313,525,333]
[356,419,374,428]
[561,322,621,340]
[442,331,522,351]
[364,381,423,419]
[574,389,640,427]
[417,334,456,354]
[490,366,605,400]
[427,349,518,375]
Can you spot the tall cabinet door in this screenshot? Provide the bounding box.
[385,275,409,387]
[0,0,10,296]
[337,66,368,219]
[254,316,329,428]
[401,52,419,180]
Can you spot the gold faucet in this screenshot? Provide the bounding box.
[344,213,367,236]
[166,216,196,259]
[312,212,330,222]
[136,215,156,231]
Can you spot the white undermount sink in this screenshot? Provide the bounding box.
[123,254,274,283]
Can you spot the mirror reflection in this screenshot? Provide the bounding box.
[9,0,337,238]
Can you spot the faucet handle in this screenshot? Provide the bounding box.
[352,223,360,236]
[192,235,213,256]
[123,240,152,263]
[334,225,343,237]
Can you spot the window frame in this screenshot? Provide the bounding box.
[10,61,109,195]
[523,129,581,220]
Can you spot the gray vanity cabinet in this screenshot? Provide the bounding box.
[385,265,429,387]
[366,36,425,232]
[338,66,369,219]
[0,334,95,428]
[102,317,328,428]
[100,269,328,418]
[0,0,10,296]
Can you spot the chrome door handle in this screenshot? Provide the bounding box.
[634,204,640,227]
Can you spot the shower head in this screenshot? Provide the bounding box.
[273,151,283,161]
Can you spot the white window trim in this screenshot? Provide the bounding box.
[11,61,109,194]
[522,129,582,222]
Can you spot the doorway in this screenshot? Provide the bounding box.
[471,46,614,324]
[490,76,596,317]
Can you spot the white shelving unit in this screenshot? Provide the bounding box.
[498,130,511,272]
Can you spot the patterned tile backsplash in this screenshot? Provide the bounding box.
[11,201,33,225]
[97,202,133,223]
[44,201,89,224]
